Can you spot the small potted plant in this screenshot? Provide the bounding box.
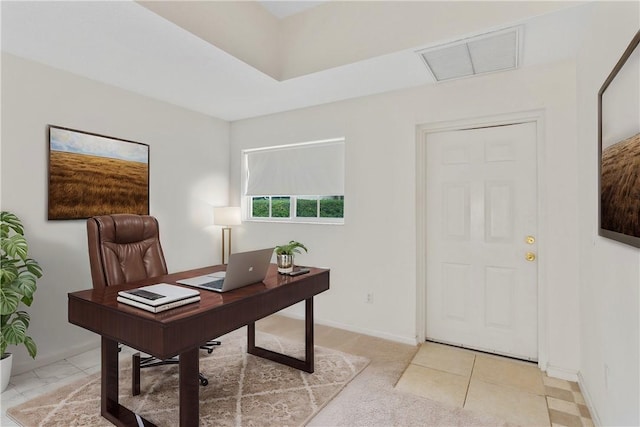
[274,241,308,274]
[1,211,43,392]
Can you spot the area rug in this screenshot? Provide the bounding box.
[7,329,369,427]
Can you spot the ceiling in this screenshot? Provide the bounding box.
[258,1,326,19]
[1,1,589,122]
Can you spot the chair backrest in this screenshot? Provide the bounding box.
[87,214,168,289]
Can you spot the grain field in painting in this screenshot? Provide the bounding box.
[601,132,640,237]
[48,151,148,219]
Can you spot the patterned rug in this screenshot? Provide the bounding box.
[7,329,369,426]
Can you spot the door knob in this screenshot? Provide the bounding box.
[525,252,536,262]
[525,235,535,245]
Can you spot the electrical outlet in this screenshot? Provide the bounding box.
[365,293,374,304]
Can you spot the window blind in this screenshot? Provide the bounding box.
[244,139,345,196]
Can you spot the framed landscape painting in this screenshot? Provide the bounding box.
[598,30,640,248]
[48,126,149,220]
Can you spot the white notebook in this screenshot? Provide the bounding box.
[117,295,200,313]
[118,283,200,307]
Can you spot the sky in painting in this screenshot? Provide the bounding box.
[50,127,148,163]
[602,43,639,149]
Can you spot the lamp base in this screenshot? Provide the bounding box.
[221,227,232,265]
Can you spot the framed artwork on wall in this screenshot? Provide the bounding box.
[598,30,640,248]
[48,125,149,220]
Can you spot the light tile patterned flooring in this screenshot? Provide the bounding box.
[0,346,141,427]
[2,316,593,427]
[396,341,594,427]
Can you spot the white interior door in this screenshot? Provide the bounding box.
[425,122,538,360]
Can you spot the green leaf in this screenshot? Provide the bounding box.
[0,264,18,285]
[2,235,28,260]
[0,288,21,315]
[3,318,27,344]
[23,336,37,359]
[8,273,37,306]
[24,259,43,278]
[15,272,37,297]
[21,294,33,306]
[14,311,30,329]
[0,212,23,237]
[274,240,308,255]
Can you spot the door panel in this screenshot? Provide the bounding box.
[484,266,515,328]
[485,181,514,242]
[442,262,470,321]
[443,183,470,239]
[425,122,538,360]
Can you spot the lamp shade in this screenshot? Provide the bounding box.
[213,207,242,226]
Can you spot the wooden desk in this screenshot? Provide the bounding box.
[68,264,329,427]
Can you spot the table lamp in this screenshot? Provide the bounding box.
[213,207,242,265]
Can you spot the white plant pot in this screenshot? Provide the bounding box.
[1,353,13,392]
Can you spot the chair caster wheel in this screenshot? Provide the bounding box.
[200,378,208,386]
[208,348,214,354]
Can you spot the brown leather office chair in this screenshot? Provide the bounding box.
[87,213,218,394]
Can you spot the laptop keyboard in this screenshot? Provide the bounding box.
[200,280,224,290]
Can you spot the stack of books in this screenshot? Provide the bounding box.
[117,283,200,313]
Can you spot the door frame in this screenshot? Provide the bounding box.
[415,109,548,369]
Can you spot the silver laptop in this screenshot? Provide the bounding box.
[177,248,273,292]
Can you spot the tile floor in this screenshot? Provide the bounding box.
[0,346,139,427]
[2,317,593,427]
[396,341,594,427]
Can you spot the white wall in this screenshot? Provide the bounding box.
[230,59,581,375]
[1,54,230,374]
[576,2,640,425]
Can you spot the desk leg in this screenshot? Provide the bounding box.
[179,347,199,427]
[248,322,256,349]
[100,338,157,427]
[304,297,314,373]
[247,297,315,373]
[102,337,119,417]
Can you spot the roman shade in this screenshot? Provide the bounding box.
[244,139,344,196]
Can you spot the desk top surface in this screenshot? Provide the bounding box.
[69,264,329,324]
[69,263,329,367]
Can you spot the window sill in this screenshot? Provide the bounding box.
[244,218,344,226]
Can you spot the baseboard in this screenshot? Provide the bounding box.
[545,364,579,382]
[275,310,419,346]
[12,338,100,375]
[578,371,602,427]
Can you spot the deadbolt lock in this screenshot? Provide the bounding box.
[526,252,536,262]
[525,235,536,245]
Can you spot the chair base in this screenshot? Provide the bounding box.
[131,341,218,395]
[200,339,221,354]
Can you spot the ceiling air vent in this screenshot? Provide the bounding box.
[417,27,521,82]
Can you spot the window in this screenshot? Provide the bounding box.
[243,139,345,224]
[250,195,344,221]
[297,196,344,218]
[251,196,290,218]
